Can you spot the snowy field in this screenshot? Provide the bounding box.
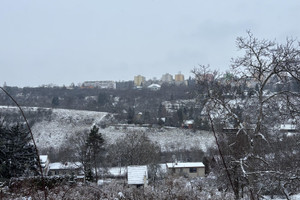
[0,106,215,152]
[0,106,107,149]
[31,108,108,149]
[101,125,215,152]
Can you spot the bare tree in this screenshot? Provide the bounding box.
[107,131,160,167]
[193,31,300,199]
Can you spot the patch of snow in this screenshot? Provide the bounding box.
[101,126,215,152]
[166,162,204,168]
[108,167,127,176]
[49,162,82,170]
[30,108,108,149]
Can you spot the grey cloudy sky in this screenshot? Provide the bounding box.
[1,0,300,87]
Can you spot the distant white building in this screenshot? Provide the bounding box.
[127,165,148,187]
[161,73,173,83]
[82,81,116,89]
[147,83,161,91]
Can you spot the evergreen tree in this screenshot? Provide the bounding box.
[127,107,135,124]
[51,96,60,107]
[86,125,104,182]
[0,124,38,179]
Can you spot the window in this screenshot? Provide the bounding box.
[189,167,197,173]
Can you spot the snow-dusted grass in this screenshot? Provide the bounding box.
[0,106,107,149]
[263,194,300,200]
[101,125,215,152]
[1,106,215,152]
[31,108,108,149]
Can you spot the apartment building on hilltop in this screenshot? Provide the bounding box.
[134,75,146,87]
[82,81,116,89]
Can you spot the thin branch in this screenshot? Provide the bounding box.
[0,87,47,200]
[207,110,235,193]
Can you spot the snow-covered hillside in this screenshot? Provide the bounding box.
[31,108,108,149]
[101,125,215,152]
[0,106,108,149]
[0,106,215,152]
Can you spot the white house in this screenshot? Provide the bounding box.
[127,165,148,187]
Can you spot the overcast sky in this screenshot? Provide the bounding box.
[1,0,300,87]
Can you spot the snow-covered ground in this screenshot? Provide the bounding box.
[0,106,215,152]
[0,106,108,149]
[31,108,108,149]
[263,194,300,200]
[101,125,215,152]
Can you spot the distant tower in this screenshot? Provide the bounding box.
[134,75,146,86]
[175,72,184,82]
[161,73,173,83]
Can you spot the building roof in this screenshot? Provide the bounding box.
[39,155,49,168]
[148,83,161,88]
[127,165,148,185]
[49,162,82,170]
[39,155,48,163]
[183,120,194,125]
[108,167,127,176]
[280,124,296,130]
[166,162,205,168]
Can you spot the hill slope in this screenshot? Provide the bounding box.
[0,106,215,152]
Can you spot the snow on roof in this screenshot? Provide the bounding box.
[280,124,296,130]
[183,120,194,125]
[127,165,148,185]
[147,84,161,88]
[39,155,48,163]
[108,167,127,176]
[49,162,82,170]
[166,162,205,168]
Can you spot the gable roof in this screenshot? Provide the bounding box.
[166,162,205,168]
[127,165,148,185]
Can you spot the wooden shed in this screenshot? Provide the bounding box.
[127,165,148,187]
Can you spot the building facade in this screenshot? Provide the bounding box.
[166,162,205,178]
[161,73,173,83]
[175,73,184,82]
[134,75,146,87]
[82,81,116,89]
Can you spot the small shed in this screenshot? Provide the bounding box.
[48,162,83,177]
[166,162,205,178]
[127,165,148,187]
[39,155,50,176]
[280,124,297,132]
